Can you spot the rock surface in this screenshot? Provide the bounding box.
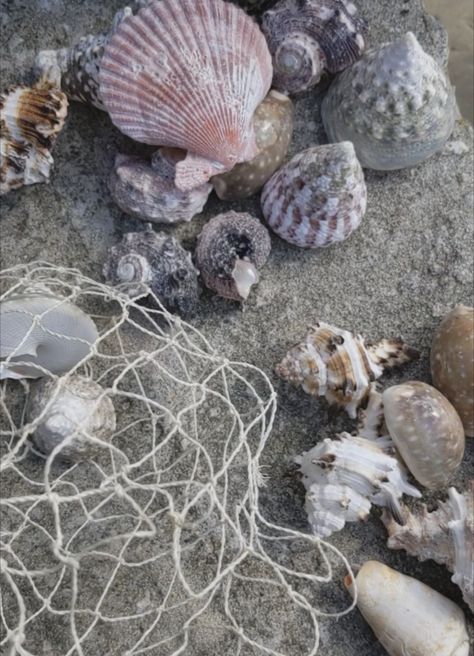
[1,1,473,655]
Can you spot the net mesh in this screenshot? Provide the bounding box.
[0,262,355,656]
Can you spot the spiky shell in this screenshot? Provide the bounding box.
[195,212,271,302]
[261,142,367,248]
[0,293,98,380]
[0,81,68,195]
[296,433,421,538]
[383,382,465,490]
[276,322,419,418]
[431,305,474,437]
[109,150,212,224]
[212,91,294,200]
[27,375,116,462]
[321,32,457,170]
[345,561,469,656]
[99,0,273,191]
[103,227,199,317]
[262,0,367,94]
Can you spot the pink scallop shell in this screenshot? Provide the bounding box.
[99,0,273,191]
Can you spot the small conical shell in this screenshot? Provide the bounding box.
[261,142,367,248]
[99,0,273,191]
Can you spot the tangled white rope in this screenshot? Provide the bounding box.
[0,262,356,656]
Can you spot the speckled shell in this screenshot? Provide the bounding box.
[27,375,116,462]
[195,212,271,302]
[322,32,457,170]
[262,0,367,94]
[212,91,294,200]
[383,382,465,489]
[109,150,212,224]
[276,322,419,418]
[0,81,68,195]
[99,0,273,191]
[297,433,421,538]
[261,142,367,248]
[345,561,469,656]
[103,226,199,317]
[431,305,474,437]
[0,293,98,380]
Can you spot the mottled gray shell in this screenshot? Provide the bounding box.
[262,0,367,94]
[212,91,294,200]
[261,142,367,248]
[103,227,199,317]
[322,32,457,170]
[195,212,271,302]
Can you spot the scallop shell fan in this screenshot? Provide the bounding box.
[99,0,273,191]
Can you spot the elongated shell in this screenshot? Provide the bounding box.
[322,32,457,170]
[27,375,116,462]
[0,294,98,380]
[345,561,469,656]
[383,382,465,489]
[212,91,294,200]
[261,142,367,248]
[276,322,419,418]
[262,0,367,94]
[99,0,273,191]
[431,305,474,437]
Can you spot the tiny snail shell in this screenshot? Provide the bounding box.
[431,305,474,437]
[383,382,465,489]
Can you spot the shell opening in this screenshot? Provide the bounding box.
[232,259,259,301]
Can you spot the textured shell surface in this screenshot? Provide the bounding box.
[109,150,212,224]
[276,322,419,418]
[99,0,273,191]
[261,0,368,94]
[212,90,294,200]
[431,305,474,437]
[296,433,421,537]
[383,382,465,489]
[261,142,367,248]
[0,81,68,195]
[27,375,116,462]
[103,226,199,317]
[195,211,271,301]
[321,32,457,170]
[346,561,469,656]
[0,294,98,380]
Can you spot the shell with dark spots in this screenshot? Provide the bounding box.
[195,212,271,302]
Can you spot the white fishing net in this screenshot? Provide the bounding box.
[0,262,356,656]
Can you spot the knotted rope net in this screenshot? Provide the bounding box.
[0,262,355,656]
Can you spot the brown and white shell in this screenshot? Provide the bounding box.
[99,0,273,191]
[431,305,474,437]
[383,382,465,489]
[261,142,367,248]
[276,322,419,418]
[212,91,294,201]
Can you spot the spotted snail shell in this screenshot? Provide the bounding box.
[212,91,294,201]
[431,305,474,437]
[99,0,273,191]
[261,0,368,94]
[261,142,367,248]
[322,32,457,170]
[383,382,465,489]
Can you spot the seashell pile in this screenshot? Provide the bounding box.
[262,0,368,95]
[261,142,367,248]
[108,149,212,224]
[99,0,273,191]
[276,322,419,418]
[322,32,457,170]
[195,211,271,302]
[431,305,474,437]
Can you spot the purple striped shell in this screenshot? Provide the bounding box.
[261,142,367,248]
[99,0,273,192]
